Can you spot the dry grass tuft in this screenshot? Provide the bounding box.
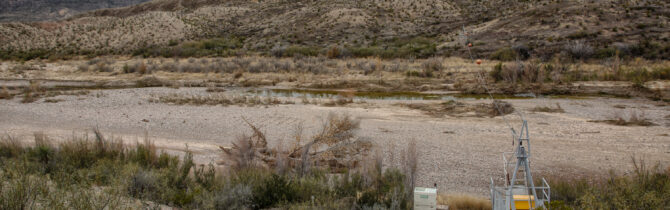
[419,57,443,77]
[531,103,565,113]
[0,86,13,100]
[0,135,23,157]
[440,194,491,210]
[487,100,515,116]
[321,96,354,107]
[401,100,514,118]
[43,99,64,103]
[205,87,226,93]
[402,139,418,201]
[21,80,42,103]
[591,110,656,126]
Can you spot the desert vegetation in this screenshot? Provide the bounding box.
[12,81,90,103]
[589,109,657,126]
[147,90,362,107]
[489,58,670,85]
[439,194,491,210]
[543,158,670,209]
[531,103,565,113]
[399,100,515,118]
[148,93,294,107]
[0,114,425,209]
[1,0,669,62]
[2,119,668,209]
[4,55,668,101]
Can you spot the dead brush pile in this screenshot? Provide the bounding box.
[400,100,514,118]
[531,103,565,113]
[590,110,657,126]
[219,114,372,173]
[0,86,13,100]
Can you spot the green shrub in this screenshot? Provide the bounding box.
[283,45,321,57]
[348,46,383,58]
[593,48,617,59]
[566,30,595,40]
[0,135,24,158]
[0,129,411,209]
[210,184,254,209]
[405,70,422,77]
[128,169,157,199]
[544,158,670,209]
[544,177,591,204]
[132,37,245,58]
[490,47,517,61]
[628,40,670,60]
[253,174,298,208]
[357,168,409,209]
[348,37,437,59]
[490,62,504,82]
[651,67,670,80]
[0,175,48,210]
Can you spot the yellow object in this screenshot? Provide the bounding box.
[512,195,535,210]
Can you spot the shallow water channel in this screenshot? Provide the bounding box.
[244,88,539,101]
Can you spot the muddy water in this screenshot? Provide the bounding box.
[0,79,100,88]
[0,78,589,101]
[249,88,538,101]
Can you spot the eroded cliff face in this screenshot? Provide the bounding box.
[0,0,150,22]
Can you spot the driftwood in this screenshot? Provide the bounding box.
[219,114,372,173]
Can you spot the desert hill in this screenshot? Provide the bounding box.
[1,0,668,60]
[0,0,151,22]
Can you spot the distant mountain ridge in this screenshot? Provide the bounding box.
[0,0,151,22]
[1,0,668,60]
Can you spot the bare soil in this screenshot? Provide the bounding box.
[1,86,669,196]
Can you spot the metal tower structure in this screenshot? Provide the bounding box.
[490,120,550,210]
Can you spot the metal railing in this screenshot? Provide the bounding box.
[490,178,551,210]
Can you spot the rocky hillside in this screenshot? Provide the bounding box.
[1,0,668,60]
[0,0,150,22]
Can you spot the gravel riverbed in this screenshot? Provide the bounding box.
[1,87,669,196]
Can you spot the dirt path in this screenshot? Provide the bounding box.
[1,87,669,196]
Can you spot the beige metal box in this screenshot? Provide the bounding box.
[413,187,437,210]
